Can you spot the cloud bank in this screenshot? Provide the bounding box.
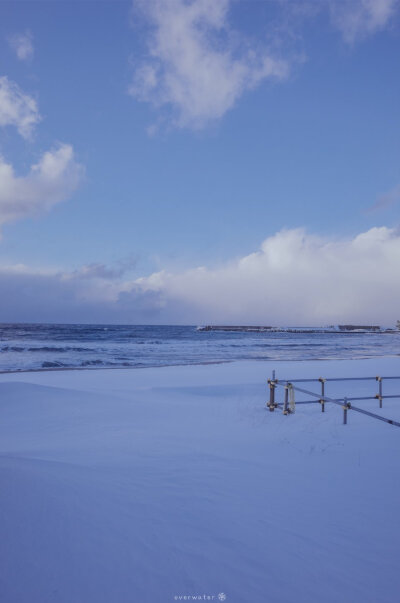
[1,227,400,325]
[0,144,84,227]
[0,76,40,138]
[130,0,289,129]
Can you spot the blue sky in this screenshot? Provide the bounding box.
[0,0,399,324]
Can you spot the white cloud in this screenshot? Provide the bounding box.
[2,227,400,324]
[0,76,40,138]
[8,31,34,61]
[131,227,400,324]
[129,0,398,130]
[0,144,84,226]
[129,0,289,129]
[329,0,398,43]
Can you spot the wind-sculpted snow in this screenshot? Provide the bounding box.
[0,358,399,602]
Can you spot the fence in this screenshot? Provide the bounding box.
[266,370,400,428]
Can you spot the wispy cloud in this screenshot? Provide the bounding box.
[329,0,399,43]
[8,31,34,61]
[69,259,138,281]
[129,0,289,130]
[2,227,400,324]
[129,0,398,131]
[367,184,400,212]
[0,75,40,138]
[0,144,84,227]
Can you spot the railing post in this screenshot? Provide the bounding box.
[343,397,350,425]
[376,376,383,408]
[269,380,276,411]
[283,384,289,415]
[319,377,326,412]
[267,370,277,411]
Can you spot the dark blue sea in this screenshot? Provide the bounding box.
[1,323,400,372]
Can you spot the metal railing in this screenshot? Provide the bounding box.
[266,370,400,427]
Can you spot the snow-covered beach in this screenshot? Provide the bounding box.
[2,0,400,600]
[1,357,400,603]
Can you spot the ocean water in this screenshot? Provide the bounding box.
[1,323,400,372]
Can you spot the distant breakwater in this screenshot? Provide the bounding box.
[197,325,398,334]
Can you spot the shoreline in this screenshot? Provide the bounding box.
[1,352,400,376]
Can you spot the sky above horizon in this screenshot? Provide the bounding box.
[0,0,399,325]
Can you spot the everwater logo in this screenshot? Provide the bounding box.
[173,594,227,601]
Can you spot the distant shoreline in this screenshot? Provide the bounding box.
[197,325,399,334]
[2,353,400,376]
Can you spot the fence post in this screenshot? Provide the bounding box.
[343,397,350,425]
[267,370,277,412]
[376,376,383,408]
[319,377,326,413]
[283,384,289,415]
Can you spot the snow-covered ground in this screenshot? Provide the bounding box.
[0,357,400,603]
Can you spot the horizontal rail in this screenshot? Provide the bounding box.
[279,393,400,403]
[275,376,400,384]
[342,395,400,402]
[319,377,383,382]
